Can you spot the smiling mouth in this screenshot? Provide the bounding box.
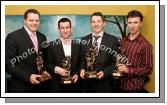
[94,27,100,29]
[31,26,37,28]
[131,29,136,31]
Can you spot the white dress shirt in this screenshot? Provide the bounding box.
[61,38,71,57]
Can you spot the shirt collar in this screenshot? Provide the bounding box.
[92,31,104,38]
[60,37,72,45]
[126,33,142,42]
[24,25,36,36]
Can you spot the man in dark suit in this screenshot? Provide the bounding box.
[5,9,48,93]
[47,18,81,93]
[80,12,118,92]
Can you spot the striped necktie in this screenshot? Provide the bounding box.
[92,36,100,56]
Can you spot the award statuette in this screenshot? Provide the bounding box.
[60,56,73,84]
[36,52,52,82]
[112,47,126,77]
[84,48,97,78]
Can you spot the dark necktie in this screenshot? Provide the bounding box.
[92,36,100,56]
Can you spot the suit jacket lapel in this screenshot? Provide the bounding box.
[87,34,93,50]
[58,39,66,58]
[71,40,78,63]
[71,41,74,60]
[36,32,46,53]
[98,33,107,56]
[22,27,36,50]
[36,32,41,52]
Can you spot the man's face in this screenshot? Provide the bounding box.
[127,17,143,35]
[24,13,40,32]
[91,16,105,34]
[59,22,72,39]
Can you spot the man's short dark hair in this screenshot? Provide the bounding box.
[91,12,105,21]
[24,9,40,20]
[127,10,143,22]
[58,18,71,28]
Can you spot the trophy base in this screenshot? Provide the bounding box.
[85,71,97,78]
[112,71,125,79]
[112,72,124,77]
[60,76,73,84]
[37,71,52,82]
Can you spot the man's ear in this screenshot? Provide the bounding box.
[140,21,143,28]
[23,20,25,24]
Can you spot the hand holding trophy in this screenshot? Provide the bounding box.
[84,48,97,78]
[112,47,126,78]
[36,52,52,82]
[60,56,73,84]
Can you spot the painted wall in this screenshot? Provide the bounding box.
[6,15,128,42]
[5,5,155,92]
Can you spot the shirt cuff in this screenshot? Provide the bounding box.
[54,66,58,74]
[128,67,133,77]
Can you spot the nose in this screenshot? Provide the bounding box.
[94,21,99,26]
[64,28,67,32]
[33,20,39,24]
[32,21,37,25]
[131,22,135,28]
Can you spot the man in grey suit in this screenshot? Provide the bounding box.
[80,12,118,92]
[5,9,48,93]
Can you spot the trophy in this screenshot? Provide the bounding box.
[112,47,126,77]
[84,48,97,78]
[36,52,52,82]
[60,56,73,84]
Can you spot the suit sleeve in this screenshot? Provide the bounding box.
[46,44,57,77]
[103,37,118,77]
[5,34,32,82]
[75,43,82,76]
[41,36,48,71]
[79,38,87,71]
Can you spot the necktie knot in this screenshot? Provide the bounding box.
[31,32,35,36]
[93,36,100,41]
